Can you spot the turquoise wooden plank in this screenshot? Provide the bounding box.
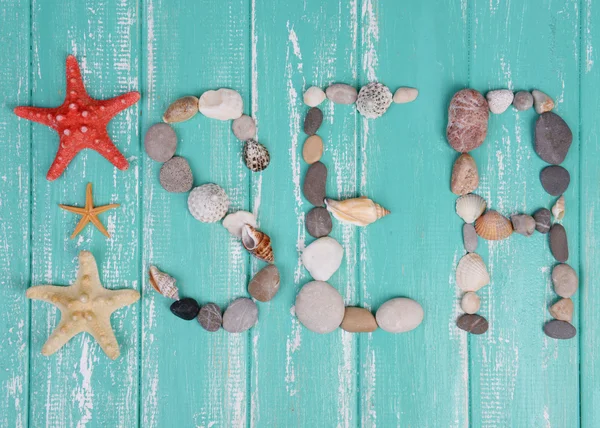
[140,0,250,427]
[251,0,359,425]
[468,0,580,426]
[28,0,141,426]
[0,1,31,427]
[357,1,470,426]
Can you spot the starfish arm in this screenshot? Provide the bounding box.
[26,285,71,306]
[98,91,141,116]
[92,130,129,171]
[70,215,91,239]
[46,141,79,181]
[65,55,88,96]
[77,251,101,286]
[85,183,94,211]
[13,106,59,128]
[89,215,110,238]
[59,204,87,215]
[91,203,120,215]
[106,289,141,310]
[87,315,121,360]
[41,319,84,357]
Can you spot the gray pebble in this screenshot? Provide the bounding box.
[463,223,478,252]
[303,162,327,206]
[535,112,573,165]
[552,263,578,297]
[540,165,570,196]
[144,123,177,162]
[197,303,222,332]
[512,91,533,111]
[325,84,358,104]
[510,214,536,237]
[534,208,551,234]
[306,207,332,238]
[232,115,256,141]
[456,314,488,334]
[544,319,576,340]
[222,298,258,333]
[159,156,193,193]
[550,224,569,262]
[304,107,323,135]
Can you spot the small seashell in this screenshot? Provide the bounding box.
[243,139,270,172]
[456,253,490,292]
[356,82,393,119]
[475,210,513,240]
[552,195,565,221]
[187,184,230,223]
[324,197,390,227]
[148,266,180,300]
[241,224,274,263]
[162,96,199,123]
[222,210,257,238]
[455,194,486,223]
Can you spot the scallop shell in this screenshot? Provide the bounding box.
[149,266,180,300]
[243,139,270,172]
[324,197,390,226]
[455,194,487,223]
[552,195,565,221]
[456,253,490,292]
[187,184,230,223]
[241,224,274,263]
[356,82,393,119]
[475,210,513,240]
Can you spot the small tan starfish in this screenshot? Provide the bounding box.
[59,182,119,239]
[26,251,140,360]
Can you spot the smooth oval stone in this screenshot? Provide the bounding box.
[159,156,193,193]
[451,153,479,195]
[341,307,378,333]
[375,298,423,333]
[456,314,488,334]
[544,319,576,339]
[463,223,478,253]
[532,89,554,114]
[512,91,534,111]
[232,114,256,141]
[306,207,332,238]
[461,292,480,314]
[540,165,570,196]
[144,123,177,162]
[393,87,418,104]
[301,236,343,281]
[303,135,324,164]
[552,263,578,297]
[222,298,258,333]
[197,303,222,332]
[303,161,327,206]
[550,224,569,262]
[163,96,199,123]
[534,208,551,234]
[510,214,536,237]
[549,298,574,322]
[295,281,344,333]
[248,264,280,302]
[535,112,573,164]
[304,107,323,135]
[170,297,200,320]
[486,89,513,114]
[446,89,489,153]
[326,83,358,104]
[303,86,326,107]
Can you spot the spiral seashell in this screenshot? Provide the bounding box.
[552,195,565,221]
[241,224,274,263]
[455,194,487,223]
[456,253,490,292]
[475,210,513,240]
[148,266,180,300]
[187,184,230,223]
[356,82,393,119]
[324,197,390,226]
[243,139,270,172]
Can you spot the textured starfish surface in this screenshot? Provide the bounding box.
[14,55,140,180]
[59,182,119,239]
[26,251,140,360]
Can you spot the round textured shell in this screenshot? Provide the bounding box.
[187,184,230,223]
[455,194,487,223]
[456,253,490,292]
[243,139,270,172]
[356,82,393,119]
[475,210,513,240]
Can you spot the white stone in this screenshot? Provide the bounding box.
[460,292,480,314]
[222,211,257,238]
[295,281,344,333]
[375,298,423,333]
[303,86,326,107]
[301,236,344,281]
[198,88,243,120]
[486,89,514,114]
[393,87,419,104]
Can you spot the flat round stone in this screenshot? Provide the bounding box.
[340,307,378,333]
[302,135,324,164]
[248,264,280,302]
[325,84,358,104]
[159,156,193,193]
[170,297,200,320]
[295,281,344,333]
[197,303,222,332]
[552,263,578,297]
[456,313,488,334]
[222,298,258,333]
[544,319,576,339]
[512,91,533,111]
[144,123,177,162]
[540,165,570,196]
[305,207,332,238]
[534,208,551,234]
[232,114,256,141]
[304,107,323,135]
[375,298,423,333]
[535,112,573,164]
[303,162,327,206]
[446,89,489,153]
[510,214,536,237]
[550,224,569,262]
[463,223,478,252]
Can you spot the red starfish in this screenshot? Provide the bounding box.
[14,55,140,181]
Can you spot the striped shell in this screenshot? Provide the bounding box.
[324,197,390,226]
[475,210,513,240]
[552,195,565,221]
[456,253,490,292]
[149,266,180,300]
[241,224,274,263]
[455,194,487,223]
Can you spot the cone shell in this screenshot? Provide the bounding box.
[456,253,490,292]
[324,197,390,226]
[455,194,486,223]
[149,266,180,300]
[552,195,565,221]
[241,224,274,263]
[475,210,513,240]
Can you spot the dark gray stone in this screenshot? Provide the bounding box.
[544,319,576,339]
[197,303,222,332]
[456,314,488,334]
[550,224,569,262]
[512,91,533,111]
[510,214,536,237]
[145,123,177,162]
[540,165,570,196]
[306,207,333,238]
[535,112,573,164]
[170,298,200,320]
[463,223,478,252]
[303,162,327,206]
[534,208,551,234]
[304,107,323,136]
[159,156,193,193]
[222,298,258,333]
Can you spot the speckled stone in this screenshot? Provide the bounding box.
[451,154,479,195]
[446,89,489,153]
[549,298,574,322]
[463,223,478,252]
[305,207,332,238]
[375,298,424,333]
[550,224,569,262]
[340,307,378,333]
[295,281,344,333]
[512,91,534,111]
[552,263,578,298]
[197,303,222,332]
[303,162,327,206]
[222,298,258,333]
[510,214,536,237]
[326,83,358,104]
[532,89,555,114]
[248,264,280,302]
[540,165,570,196]
[544,319,576,339]
[232,115,256,141]
[144,123,177,162]
[159,156,193,193]
[302,135,324,164]
[170,298,200,320]
[486,89,513,114]
[456,314,488,334]
[535,112,573,165]
[304,107,323,135]
[534,208,551,234]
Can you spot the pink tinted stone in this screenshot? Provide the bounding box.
[446,89,489,153]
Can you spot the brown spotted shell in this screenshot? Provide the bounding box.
[475,210,513,240]
[241,224,274,263]
[243,139,270,172]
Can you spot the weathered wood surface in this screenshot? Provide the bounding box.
[0,0,595,426]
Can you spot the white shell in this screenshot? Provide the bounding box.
[456,253,490,292]
[455,194,487,223]
[301,237,344,281]
[356,82,393,119]
[460,292,480,314]
[303,86,326,107]
[552,195,565,221]
[198,88,243,120]
[222,211,257,238]
[188,184,230,223]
